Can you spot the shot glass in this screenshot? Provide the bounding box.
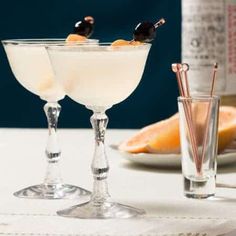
[178,95,220,199]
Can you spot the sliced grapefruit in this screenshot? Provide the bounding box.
[218,106,236,152]
[111,39,130,46]
[147,115,180,154]
[119,106,236,154]
[118,114,178,153]
[66,34,87,42]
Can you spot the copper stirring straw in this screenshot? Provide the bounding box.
[172,64,184,96]
[181,63,190,97]
[180,64,193,131]
[172,64,201,173]
[180,63,200,170]
[181,64,193,128]
[199,63,218,173]
[180,64,202,173]
[210,63,218,96]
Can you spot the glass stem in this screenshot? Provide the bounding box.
[43,102,62,187]
[90,110,110,206]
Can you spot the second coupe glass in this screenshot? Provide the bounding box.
[2,39,97,199]
[47,42,151,218]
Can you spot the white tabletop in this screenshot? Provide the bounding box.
[1,128,236,235]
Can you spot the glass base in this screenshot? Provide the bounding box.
[14,183,91,200]
[184,175,216,199]
[57,200,145,219]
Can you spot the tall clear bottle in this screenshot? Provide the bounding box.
[182,0,236,105]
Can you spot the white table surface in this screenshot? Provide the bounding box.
[1,128,236,235]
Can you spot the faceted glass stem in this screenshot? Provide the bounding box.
[14,102,91,199]
[57,108,144,218]
[90,111,111,206]
[43,102,63,188]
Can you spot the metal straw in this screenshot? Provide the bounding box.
[199,63,218,173]
[172,63,201,173]
[181,63,190,97]
[172,63,218,174]
[180,63,199,167]
[210,63,218,96]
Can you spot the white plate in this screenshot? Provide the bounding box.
[110,144,236,168]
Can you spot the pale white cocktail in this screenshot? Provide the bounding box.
[51,45,149,107]
[4,41,65,102]
[2,39,97,199]
[47,43,151,218]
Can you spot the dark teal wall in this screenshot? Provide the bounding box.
[0,0,180,128]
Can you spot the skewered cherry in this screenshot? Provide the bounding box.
[73,16,94,38]
[133,18,165,42]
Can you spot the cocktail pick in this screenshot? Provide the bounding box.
[133,18,166,42]
[112,17,166,46]
[154,18,166,28]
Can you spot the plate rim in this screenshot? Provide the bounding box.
[110,144,236,167]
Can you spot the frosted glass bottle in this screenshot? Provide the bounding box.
[182,0,236,105]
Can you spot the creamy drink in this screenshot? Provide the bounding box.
[2,16,98,200]
[48,44,150,107]
[4,41,65,102]
[47,42,151,218]
[2,39,97,200]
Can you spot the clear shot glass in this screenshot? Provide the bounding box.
[178,95,220,199]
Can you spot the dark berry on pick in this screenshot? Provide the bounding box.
[133,22,156,42]
[73,16,94,38]
[84,16,94,24]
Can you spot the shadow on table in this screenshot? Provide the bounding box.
[129,197,236,217]
[218,163,236,174]
[120,161,181,174]
[130,200,216,218]
[212,196,236,203]
[120,161,236,174]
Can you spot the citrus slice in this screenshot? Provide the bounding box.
[147,115,180,154]
[119,106,236,154]
[111,39,130,46]
[218,106,236,152]
[118,114,178,153]
[111,39,143,46]
[66,34,87,42]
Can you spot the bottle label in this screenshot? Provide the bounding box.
[225,0,236,94]
[182,0,236,95]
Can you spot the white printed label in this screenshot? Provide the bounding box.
[182,0,236,94]
[225,0,236,93]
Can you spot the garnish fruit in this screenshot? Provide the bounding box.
[73,16,94,38]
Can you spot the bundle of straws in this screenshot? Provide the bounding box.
[171,63,218,174]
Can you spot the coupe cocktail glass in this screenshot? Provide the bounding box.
[47,43,151,218]
[2,39,97,199]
